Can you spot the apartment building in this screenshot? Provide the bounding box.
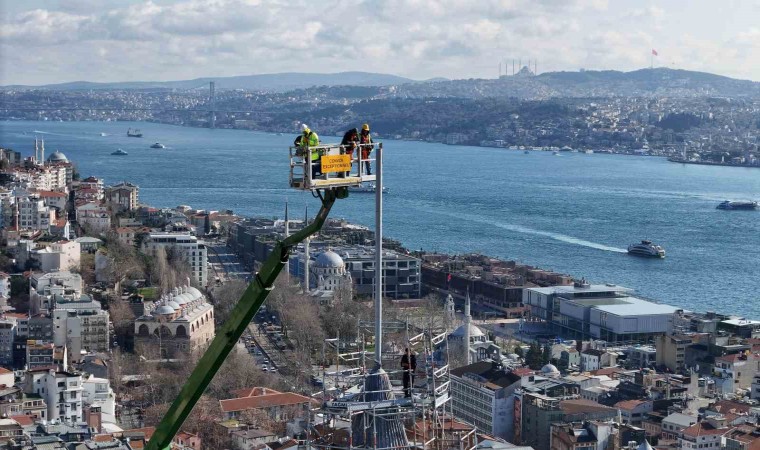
[141,233,207,286]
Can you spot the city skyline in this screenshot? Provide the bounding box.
[2,0,760,86]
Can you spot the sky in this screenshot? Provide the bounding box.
[1,0,759,86]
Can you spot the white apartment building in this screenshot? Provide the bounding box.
[25,368,83,425]
[82,375,115,422]
[75,202,110,233]
[31,240,81,273]
[30,271,83,315]
[105,182,139,212]
[141,233,207,286]
[449,361,521,440]
[36,190,68,211]
[53,295,110,363]
[677,417,729,450]
[18,196,56,231]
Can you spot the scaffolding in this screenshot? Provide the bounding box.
[309,321,478,450]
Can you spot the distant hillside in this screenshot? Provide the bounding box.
[397,67,760,99]
[2,71,416,92]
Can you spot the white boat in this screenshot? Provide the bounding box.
[584,150,594,154]
[100,132,107,137]
[716,200,758,210]
[111,149,128,156]
[348,183,388,194]
[627,240,665,258]
[553,151,561,156]
[150,142,166,149]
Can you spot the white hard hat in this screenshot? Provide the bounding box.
[301,124,309,131]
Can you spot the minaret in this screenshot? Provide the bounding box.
[465,290,472,365]
[34,138,38,164]
[40,139,45,165]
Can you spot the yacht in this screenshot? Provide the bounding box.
[150,142,166,149]
[111,149,128,156]
[348,183,389,194]
[716,200,758,210]
[627,240,665,258]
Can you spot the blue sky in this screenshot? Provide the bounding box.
[1,0,759,85]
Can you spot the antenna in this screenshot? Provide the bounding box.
[209,81,216,129]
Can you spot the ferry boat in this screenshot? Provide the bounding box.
[716,200,758,210]
[348,183,388,194]
[150,142,166,149]
[627,240,665,258]
[127,128,143,138]
[111,149,128,156]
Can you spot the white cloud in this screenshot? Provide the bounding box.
[0,0,758,84]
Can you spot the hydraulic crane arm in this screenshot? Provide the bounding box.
[146,188,342,450]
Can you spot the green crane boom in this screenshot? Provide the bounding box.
[146,188,343,450]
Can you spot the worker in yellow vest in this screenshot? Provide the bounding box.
[299,124,321,177]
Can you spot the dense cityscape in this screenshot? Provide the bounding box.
[1,0,760,449]
[3,67,760,167]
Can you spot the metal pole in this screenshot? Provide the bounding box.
[374,143,383,367]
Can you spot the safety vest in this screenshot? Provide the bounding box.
[304,131,320,161]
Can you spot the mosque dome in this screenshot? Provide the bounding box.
[541,363,561,377]
[154,305,176,315]
[47,151,68,163]
[316,250,344,268]
[450,323,485,338]
[186,286,203,300]
[167,301,181,310]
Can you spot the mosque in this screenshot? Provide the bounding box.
[134,283,215,357]
[446,292,501,363]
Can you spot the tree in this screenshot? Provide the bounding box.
[541,344,552,366]
[514,344,525,358]
[526,342,543,370]
[210,279,247,325]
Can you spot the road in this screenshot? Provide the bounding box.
[206,243,249,282]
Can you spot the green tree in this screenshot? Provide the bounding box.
[542,344,552,365]
[526,342,543,369]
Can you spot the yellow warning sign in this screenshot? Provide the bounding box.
[321,154,352,173]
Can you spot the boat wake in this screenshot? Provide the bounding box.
[419,206,628,253]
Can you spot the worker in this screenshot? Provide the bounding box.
[340,128,360,176]
[400,347,416,398]
[359,123,373,175]
[299,124,321,177]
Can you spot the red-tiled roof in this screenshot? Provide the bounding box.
[231,387,281,398]
[125,426,155,440]
[512,367,535,376]
[709,400,752,415]
[93,434,115,442]
[615,399,650,410]
[10,415,34,426]
[682,422,729,438]
[220,392,311,413]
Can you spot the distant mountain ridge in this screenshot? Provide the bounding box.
[398,67,760,99]
[3,67,758,98]
[1,71,417,92]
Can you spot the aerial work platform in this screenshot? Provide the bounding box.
[290,143,379,190]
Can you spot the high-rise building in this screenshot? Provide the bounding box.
[141,232,208,286]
